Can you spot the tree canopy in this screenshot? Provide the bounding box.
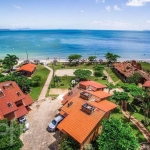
[121,83,143,97]
[106,83,115,93]
[88,56,96,64]
[0,73,32,93]
[0,119,23,150]
[105,52,120,64]
[112,91,129,111]
[93,65,104,77]
[74,69,92,80]
[96,117,139,150]
[2,54,19,73]
[127,72,142,85]
[68,54,82,63]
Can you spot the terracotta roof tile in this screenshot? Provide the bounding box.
[0,81,34,119]
[143,80,150,87]
[14,105,28,118]
[80,81,106,89]
[17,63,37,73]
[89,100,118,112]
[22,94,34,106]
[58,108,105,144]
[114,62,150,80]
[59,82,117,144]
[86,90,111,100]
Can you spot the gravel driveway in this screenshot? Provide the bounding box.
[20,97,62,150]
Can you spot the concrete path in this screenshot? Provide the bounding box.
[38,65,53,100]
[103,70,115,85]
[122,110,150,142]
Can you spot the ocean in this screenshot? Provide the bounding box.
[0,30,150,61]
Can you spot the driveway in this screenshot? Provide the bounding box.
[55,69,93,76]
[20,97,62,150]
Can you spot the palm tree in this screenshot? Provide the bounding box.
[2,54,19,73]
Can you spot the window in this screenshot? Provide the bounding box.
[16,92,21,96]
[0,89,4,97]
[7,102,13,108]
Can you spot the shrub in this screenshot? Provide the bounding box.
[94,71,102,77]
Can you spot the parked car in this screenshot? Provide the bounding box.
[18,116,29,131]
[47,115,64,132]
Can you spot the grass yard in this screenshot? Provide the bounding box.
[111,107,146,143]
[105,67,122,83]
[50,76,76,89]
[30,64,50,100]
[140,62,150,72]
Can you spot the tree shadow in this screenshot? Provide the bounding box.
[48,131,61,150]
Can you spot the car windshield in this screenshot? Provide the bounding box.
[52,120,57,125]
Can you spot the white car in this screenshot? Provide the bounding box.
[18,116,29,131]
[47,115,64,132]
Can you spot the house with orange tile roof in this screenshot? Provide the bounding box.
[17,63,37,77]
[57,81,117,149]
[0,81,34,121]
[113,61,150,83]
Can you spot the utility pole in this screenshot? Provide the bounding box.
[26,51,28,60]
[59,52,60,65]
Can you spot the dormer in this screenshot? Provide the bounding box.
[7,102,13,108]
[3,83,13,90]
[81,103,96,115]
[16,92,21,96]
[0,89,4,97]
[80,92,92,100]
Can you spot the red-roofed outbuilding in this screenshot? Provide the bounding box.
[0,81,34,121]
[17,63,37,77]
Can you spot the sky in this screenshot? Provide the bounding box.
[0,0,150,30]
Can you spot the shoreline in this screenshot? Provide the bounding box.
[17,58,150,65]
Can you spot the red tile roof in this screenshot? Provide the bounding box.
[58,108,105,144]
[114,62,150,80]
[0,110,4,120]
[143,80,150,87]
[80,81,107,89]
[89,100,117,112]
[58,82,117,144]
[14,105,28,118]
[22,94,34,106]
[17,63,37,73]
[86,90,111,100]
[0,81,34,119]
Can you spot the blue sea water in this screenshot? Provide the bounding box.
[0,30,150,61]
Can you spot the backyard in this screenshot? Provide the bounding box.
[140,62,150,73]
[30,64,50,100]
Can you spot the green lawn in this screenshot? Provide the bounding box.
[105,67,122,83]
[30,64,50,100]
[111,107,146,143]
[140,62,150,73]
[50,76,75,89]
